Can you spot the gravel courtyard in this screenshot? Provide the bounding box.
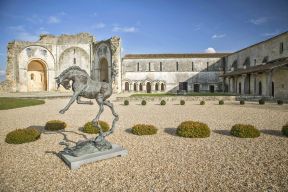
[0,98,287,192]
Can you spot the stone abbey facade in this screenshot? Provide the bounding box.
[0,32,287,98]
[0,33,122,93]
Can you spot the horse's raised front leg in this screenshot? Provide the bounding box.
[59,92,80,114]
[102,100,119,137]
[77,96,93,105]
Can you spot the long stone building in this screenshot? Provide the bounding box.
[0,31,287,99]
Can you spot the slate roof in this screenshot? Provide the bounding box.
[123,53,230,59]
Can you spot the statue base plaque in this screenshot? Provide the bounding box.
[59,144,128,169]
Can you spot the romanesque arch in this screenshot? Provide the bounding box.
[146,82,151,93]
[125,82,129,91]
[58,47,90,74]
[161,83,165,91]
[27,60,47,91]
[100,58,109,82]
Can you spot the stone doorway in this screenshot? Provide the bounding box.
[146,82,151,93]
[27,60,47,92]
[125,82,129,91]
[100,58,109,82]
[209,85,215,93]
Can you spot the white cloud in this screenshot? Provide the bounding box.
[7,25,38,41]
[205,47,216,53]
[26,15,43,24]
[212,34,226,39]
[48,16,60,24]
[112,26,137,33]
[92,22,106,29]
[250,17,267,25]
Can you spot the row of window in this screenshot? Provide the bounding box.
[136,62,211,72]
[124,82,165,93]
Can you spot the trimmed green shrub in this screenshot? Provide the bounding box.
[160,100,166,105]
[277,100,283,105]
[45,120,67,131]
[124,100,129,105]
[131,124,157,135]
[282,123,288,137]
[83,121,110,134]
[219,100,224,105]
[231,124,260,138]
[5,127,41,144]
[200,101,205,105]
[176,121,210,138]
[240,100,245,105]
[141,100,147,105]
[259,99,265,105]
[180,100,185,105]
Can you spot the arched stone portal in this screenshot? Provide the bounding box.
[125,82,129,91]
[100,58,109,82]
[146,82,151,93]
[27,60,47,91]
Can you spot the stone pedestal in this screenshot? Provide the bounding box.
[59,144,128,169]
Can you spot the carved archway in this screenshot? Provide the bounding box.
[27,60,47,91]
[146,82,151,93]
[100,58,109,82]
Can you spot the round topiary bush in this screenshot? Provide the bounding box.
[230,124,260,138]
[45,120,67,131]
[277,100,283,105]
[219,100,224,105]
[200,101,205,105]
[180,100,185,105]
[259,99,265,105]
[141,100,147,105]
[82,121,110,134]
[131,124,158,135]
[240,100,245,105]
[282,123,288,137]
[124,100,129,105]
[160,100,166,105]
[176,121,210,138]
[5,127,41,144]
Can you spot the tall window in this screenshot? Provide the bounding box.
[192,62,194,71]
[149,62,151,71]
[73,58,76,64]
[254,59,256,65]
[31,73,34,80]
[73,48,76,54]
[160,62,162,72]
[137,62,139,71]
[176,62,179,71]
[280,42,284,54]
[207,62,209,71]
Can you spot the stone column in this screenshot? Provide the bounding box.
[241,74,246,95]
[151,82,155,92]
[266,70,273,97]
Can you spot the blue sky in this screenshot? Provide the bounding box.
[0,0,287,81]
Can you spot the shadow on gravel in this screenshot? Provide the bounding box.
[164,128,177,136]
[213,130,233,137]
[29,125,90,156]
[125,128,133,134]
[261,129,286,137]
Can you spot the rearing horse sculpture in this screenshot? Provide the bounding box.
[55,66,119,141]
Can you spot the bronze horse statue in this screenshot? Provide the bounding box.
[55,66,119,141]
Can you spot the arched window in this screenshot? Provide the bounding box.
[134,83,137,91]
[259,81,262,95]
[125,82,129,91]
[146,82,151,93]
[161,83,165,91]
[155,83,159,91]
[139,83,143,91]
[31,73,34,80]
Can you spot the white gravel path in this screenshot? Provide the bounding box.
[0,99,287,192]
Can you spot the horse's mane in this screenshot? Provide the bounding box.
[59,66,89,79]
